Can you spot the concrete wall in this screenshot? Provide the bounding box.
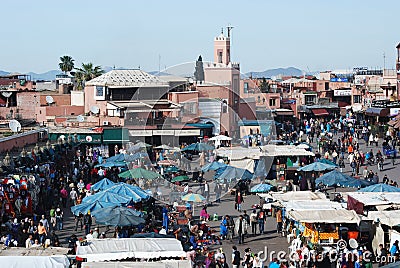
[0,129,45,154]
[71,91,85,106]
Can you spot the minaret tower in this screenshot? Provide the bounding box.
[214,27,231,65]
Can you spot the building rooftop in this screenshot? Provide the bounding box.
[86,69,169,88]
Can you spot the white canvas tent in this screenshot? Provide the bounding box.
[216,147,261,160]
[345,192,400,206]
[261,145,315,157]
[285,200,345,211]
[0,256,69,268]
[76,238,186,262]
[287,209,361,224]
[259,191,327,202]
[365,210,400,227]
[81,260,192,268]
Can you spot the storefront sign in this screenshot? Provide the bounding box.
[152,130,175,136]
[175,129,201,136]
[129,130,153,136]
[334,89,352,96]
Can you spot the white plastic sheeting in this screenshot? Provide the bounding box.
[285,200,345,211]
[365,210,400,227]
[259,191,327,202]
[229,159,255,173]
[345,192,400,206]
[81,260,192,268]
[0,255,69,268]
[287,209,361,224]
[76,238,186,262]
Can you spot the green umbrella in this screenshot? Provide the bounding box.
[165,166,180,173]
[171,175,189,182]
[118,167,162,180]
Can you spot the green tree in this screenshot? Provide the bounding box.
[259,77,270,93]
[75,63,104,90]
[194,55,204,84]
[59,55,75,74]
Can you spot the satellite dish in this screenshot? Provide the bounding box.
[46,96,54,104]
[90,105,100,114]
[1,92,12,98]
[77,115,85,123]
[9,120,21,133]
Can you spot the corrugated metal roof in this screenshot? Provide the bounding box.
[86,70,169,88]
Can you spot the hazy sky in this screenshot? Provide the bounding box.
[1,0,399,74]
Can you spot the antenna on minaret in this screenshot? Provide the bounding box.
[383,52,386,71]
[227,25,234,38]
[221,28,224,35]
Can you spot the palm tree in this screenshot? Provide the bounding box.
[59,55,75,74]
[75,63,104,90]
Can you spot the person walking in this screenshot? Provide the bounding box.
[257,209,266,234]
[204,181,209,202]
[250,209,258,235]
[235,192,243,212]
[276,209,283,236]
[55,207,63,230]
[235,215,248,244]
[84,213,92,235]
[232,246,241,268]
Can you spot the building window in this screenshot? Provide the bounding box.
[257,96,261,103]
[263,98,266,104]
[222,104,227,113]
[218,51,223,63]
[305,95,316,105]
[244,82,249,93]
[269,98,276,107]
[96,86,104,97]
[353,95,362,104]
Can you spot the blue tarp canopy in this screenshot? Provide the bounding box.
[95,161,126,168]
[358,183,400,192]
[106,154,126,162]
[181,143,214,152]
[91,178,115,191]
[91,206,145,227]
[70,200,117,216]
[201,161,227,172]
[105,183,150,202]
[318,158,338,167]
[298,162,336,172]
[316,170,373,188]
[82,191,132,205]
[250,183,273,193]
[216,166,253,181]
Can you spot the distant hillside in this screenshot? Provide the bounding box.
[28,70,60,81]
[246,67,304,78]
[0,70,9,76]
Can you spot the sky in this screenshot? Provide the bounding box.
[1,0,399,74]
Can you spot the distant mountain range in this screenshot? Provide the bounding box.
[0,66,312,81]
[245,67,305,78]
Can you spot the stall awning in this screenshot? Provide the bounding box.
[274,109,294,116]
[103,128,130,144]
[287,209,360,224]
[365,107,390,117]
[311,108,329,116]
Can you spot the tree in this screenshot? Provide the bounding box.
[259,77,270,93]
[75,63,104,90]
[59,55,75,74]
[194,55,204,84]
